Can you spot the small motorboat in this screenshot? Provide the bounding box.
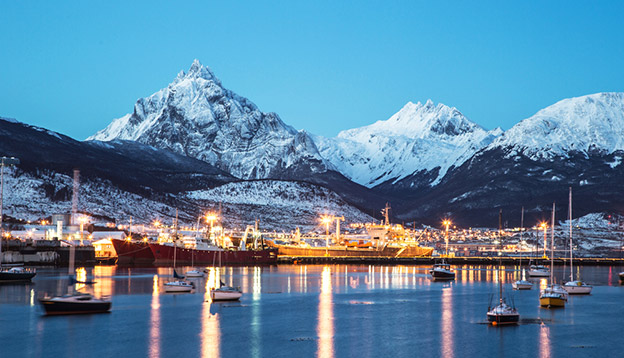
[487,298,519,325]
[528,265,550,277]
[164,280,194,293]
[39,293,111,315]
[210,285,242,301]
[429,260,455,281]
[512,279,533,290]
[563,280,592,294]
[0,266,36,282]
[185,269,205,278]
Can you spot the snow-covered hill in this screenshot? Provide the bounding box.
[186,180,373,231]
[0,167,372,231]
[89,60,329,180]
[314,100,501,187]
[488,92,624,159]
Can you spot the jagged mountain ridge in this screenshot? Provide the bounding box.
[389,92,624,226]
[0,118,373,229]
[89,60,330,180]
[314,100,502,188]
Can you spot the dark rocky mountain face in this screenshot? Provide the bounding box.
[389,146,624,227]
[0,118,234,196]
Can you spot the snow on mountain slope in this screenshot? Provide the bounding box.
[88,60,329,179]
[314,100,501,187]
[186,180,373,231]
[1,166,372,231]
[488,92,624,159]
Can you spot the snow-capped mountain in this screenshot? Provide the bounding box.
[392,92,624,227]
[488,92,624,159]
[314,100,501,188]
[89,60,329,180]
[0,117,372,230]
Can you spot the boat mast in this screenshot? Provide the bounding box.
[173,209,178,270]
[569,187,573,282]
[498,209,503,303]
[550,202,555,284]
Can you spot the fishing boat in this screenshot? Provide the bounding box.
[110,238,154,265]
[487,209,520,325]
[539,202,567,308]
[39,240,111,315]
[150,236,278,265]
[562,188,592,295]
[513,207,533,290]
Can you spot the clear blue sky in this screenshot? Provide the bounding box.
[1,1,623,140]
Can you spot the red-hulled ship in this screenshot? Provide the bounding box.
[110,238,155,265]
[148,241,278,265]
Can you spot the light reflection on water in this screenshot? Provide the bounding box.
[0,264,622,357]
[317,266,334,358]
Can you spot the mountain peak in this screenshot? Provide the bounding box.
[489,92,624,159]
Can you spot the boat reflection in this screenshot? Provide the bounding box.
[317,266,334,358]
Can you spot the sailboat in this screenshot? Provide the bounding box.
[210,249,242,301]
[39,238,111,315]
[539,202,568,308]
[563,187,592,294]
[487,209,519,325]
[185,217,205,278]
[164,211,193,293]
[429,220,455,281]
[528,220,550,278]
[513,207,533,290]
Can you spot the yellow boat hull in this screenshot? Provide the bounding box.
[539,297,565,307]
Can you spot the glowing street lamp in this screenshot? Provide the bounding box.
[206,213,218,241]
[442,219,451,257]
[539,221,548,258]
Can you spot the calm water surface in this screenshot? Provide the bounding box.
[1,264,622,357]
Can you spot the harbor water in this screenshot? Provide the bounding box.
[1,264,622,357]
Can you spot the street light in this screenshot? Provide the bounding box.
[539,221,548,258]
[0,156,20,236]
[442,219,451,257]
[206,213,218,243]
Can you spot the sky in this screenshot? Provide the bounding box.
[1,1,623,140]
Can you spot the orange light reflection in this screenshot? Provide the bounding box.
[317,266,334,358]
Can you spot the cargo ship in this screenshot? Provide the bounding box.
[110,238,155,265]
[269,205,434,258]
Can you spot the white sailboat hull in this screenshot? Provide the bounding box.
[211,288,242,301]
[164,281,193,292]
[563,281,592,294]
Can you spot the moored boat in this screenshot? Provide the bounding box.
[539,287,566,308]
[528,264,550,277]
[110,238,155,265]
[562,188,592,295]
[512,280,532,290]
[149,242,278,265]
[211,285,242,301]
[487,299,519,325]
[429,260,455,281]
[39,293,111,315]
[164,280,194,293]
[0,266,36,282]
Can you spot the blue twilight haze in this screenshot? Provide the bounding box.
[1,0,623,140]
